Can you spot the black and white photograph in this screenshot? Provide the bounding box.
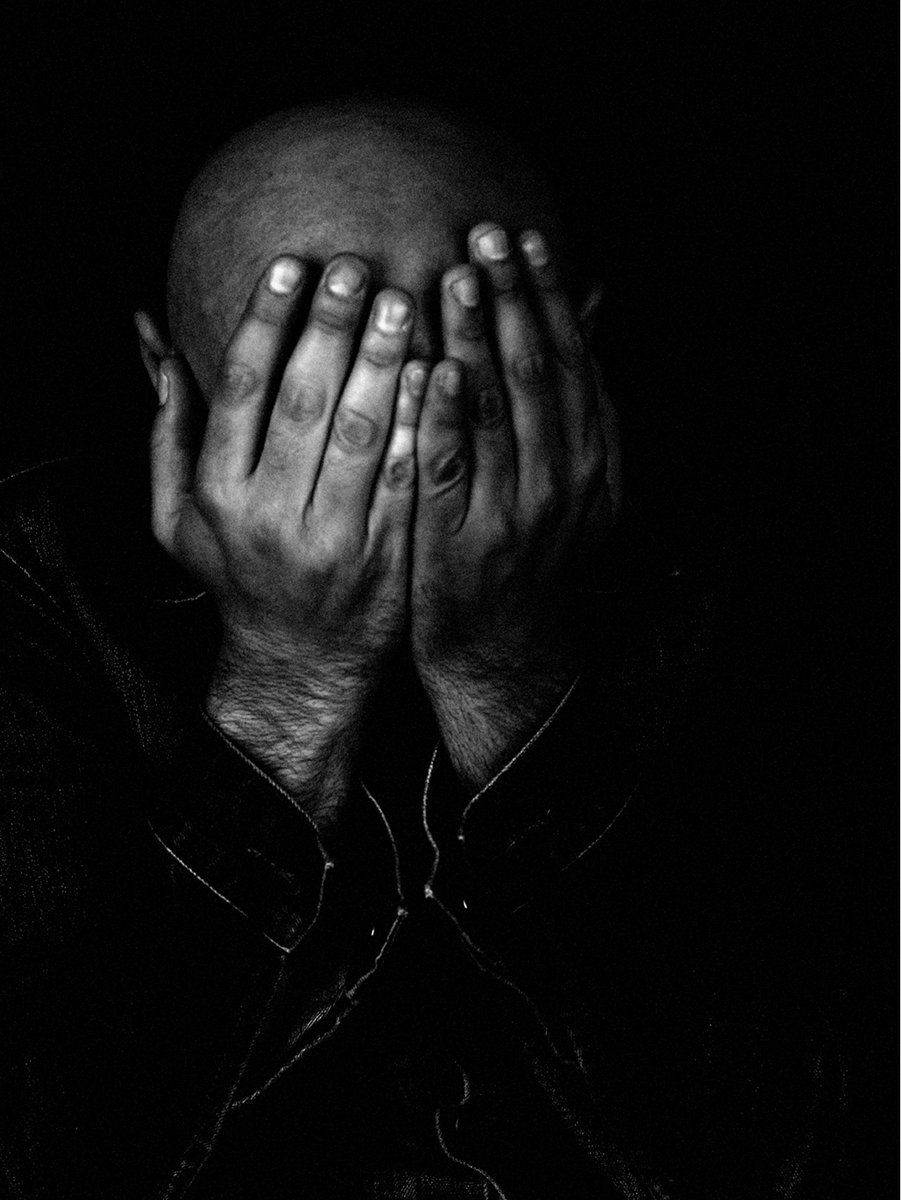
[0,4,891,1196]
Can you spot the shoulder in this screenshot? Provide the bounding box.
[0,450,195,606]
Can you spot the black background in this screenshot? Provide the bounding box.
[3,0,894,1183]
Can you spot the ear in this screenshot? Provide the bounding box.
[133,310,172,392]
[577,280,604,344]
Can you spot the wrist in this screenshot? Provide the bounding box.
[205,655,365,833]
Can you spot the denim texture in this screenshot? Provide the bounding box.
[0,454,845,1197]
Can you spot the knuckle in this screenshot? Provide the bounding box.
[425,446,467,490]
[333,406,379,450]
[383,454,416,490]
[509,352,550,389]
[247,502,286,555]
[305,527,341,572]
[260,425,296,473]
[311,300,362,334]
[193,478,230,523]
[470,383,506,429]
[358,333,405,369]
[250,293,296,329]
[277,379,328,428]
[217,359,260,406]
[450,312,485,343]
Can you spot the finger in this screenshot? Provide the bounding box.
[150,355,195,553]
[518,229,597,448]
[415,359,469,536]
[368,360,428,556]
[257,254,370,503]
[311,288,414,532]
[197,256,306,490]
[468,224,563,486]
[440,264,514,513]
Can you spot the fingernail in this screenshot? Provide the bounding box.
[476,227,509,261]
[326,262,365,297]
[450,273,479,307]
[268,259,302,294]
[375,295,411,333]
[158,369,169,406]
[520,231,549,267]
[406,363,427,393]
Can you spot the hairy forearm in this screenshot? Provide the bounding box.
[421,643,578,792]
[205,651,365,839]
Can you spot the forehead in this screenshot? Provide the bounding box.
[236,162,562,293]
[222,119,556,267]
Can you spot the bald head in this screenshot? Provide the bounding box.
[166,95,582,397]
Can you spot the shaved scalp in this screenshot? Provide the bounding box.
[166,94,579,398]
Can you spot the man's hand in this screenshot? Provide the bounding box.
[412,224,618,790]
[151,253,425,829]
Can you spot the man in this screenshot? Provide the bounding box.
[0,96,840,1197]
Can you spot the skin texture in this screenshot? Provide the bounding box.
[163,98,584,401]
[136,97,621,826]
[410,223,617,787]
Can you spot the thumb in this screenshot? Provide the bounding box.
[150,354,197,553]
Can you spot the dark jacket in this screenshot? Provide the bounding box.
[0,454,845,1198]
